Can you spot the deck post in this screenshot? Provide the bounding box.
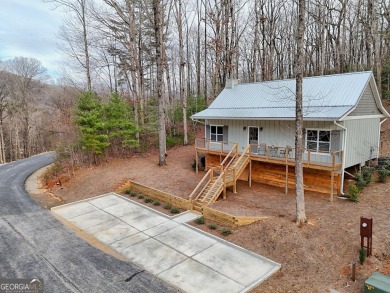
[233,168,237,193]
[223,172,226,199]
[285,164,288,195]
[249,160,252,187]
[195,150,198,174]
[330,171,334,202]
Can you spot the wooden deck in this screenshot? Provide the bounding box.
[195,140,343,172]
[195,139,344,199]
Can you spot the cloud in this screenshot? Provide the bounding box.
[0,0,65,77]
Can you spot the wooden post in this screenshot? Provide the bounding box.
[195,150,199,174]
[249,160,252,187]
[308,150,311,166]
[285,164,288,195]
[351,261,356,282]
[330,171,334,202]
[331,152,335,170]
[233,168,237,193]
[223,172,226,199]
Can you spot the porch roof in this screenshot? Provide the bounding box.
[192,71,387,121]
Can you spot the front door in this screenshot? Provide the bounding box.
[248,127,259,152]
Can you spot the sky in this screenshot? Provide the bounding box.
[0,0,65,78]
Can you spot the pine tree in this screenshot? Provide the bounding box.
[75,92,109,155]
[104,93,138,148]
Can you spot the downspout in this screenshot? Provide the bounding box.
[334,121,347,195]
[377,118,388,160]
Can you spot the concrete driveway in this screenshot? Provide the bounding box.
[52,193,281,293]
[1,154,174,293]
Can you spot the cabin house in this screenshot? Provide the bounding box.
[189,71,389,210]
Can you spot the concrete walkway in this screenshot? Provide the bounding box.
[52,193,281,293]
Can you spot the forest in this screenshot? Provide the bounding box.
[1,0,390,166]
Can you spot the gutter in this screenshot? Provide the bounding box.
[377,118,388,160]
[334,121,347,195]
[190,118,205,125]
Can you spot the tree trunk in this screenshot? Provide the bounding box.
[80,0,92,91]
[175,0,188,145]
[153,0,166,165]
[295,0,307,226]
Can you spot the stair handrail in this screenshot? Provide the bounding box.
[231,145,251,180]
[219,143,238,169]
[233,145,250,168]
[200,170,225,204]
[189,169,212,201]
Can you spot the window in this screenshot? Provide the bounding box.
[210,125,224,142]
[306,130,331,152]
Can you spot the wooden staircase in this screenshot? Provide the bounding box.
[189,145,251,213]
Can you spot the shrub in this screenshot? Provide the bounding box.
[195,217,205,225]
[208,224,217,230]
[138,194,144,199]
[378,168,389,183]
[129,190,138,197]
[362,166,374,185]
[221,229,232,236]
[164,203,172,210]
[170,207,180,214]
[348,184,360,202]
[153,201,161,206]
[124,189,131,194]
[359,247,366,265]
[354,172,366,191]
[144,198,154,203]
[384,160,390,171]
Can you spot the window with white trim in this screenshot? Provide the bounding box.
[306,130,331,152]
[210,125,224,142]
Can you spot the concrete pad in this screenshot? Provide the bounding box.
[121,212,168,231]
[92,223,139,244]
[121,238,187,275]
[67,210,115,230]
[193,242,278,286]
[84,219,124,234]
[143,221,179,237]
[155,226,217,257]
[171,211,201,223]
[158,258,245,293]
[52,202,98,219]
[118,208,153,224]
[111,232,150,252]
[88,193,127,209]
[103,202,141,217]
[52,193,281,292]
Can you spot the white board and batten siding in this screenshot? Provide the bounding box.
[348,81,381,116]
[342,118,380,168]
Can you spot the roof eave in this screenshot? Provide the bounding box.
[190,116,341,121]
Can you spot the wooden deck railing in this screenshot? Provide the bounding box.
[196,138,238,154]
[249,143,343,170]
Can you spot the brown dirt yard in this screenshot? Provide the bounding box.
[32,144,390,293]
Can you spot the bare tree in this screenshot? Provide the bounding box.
[46,0,93,91]
[153,0,167,165]
[5,57,46,158]
[295,0,307,225]
[174,0,188,145]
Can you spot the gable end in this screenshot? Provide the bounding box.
[348,82,381,116]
